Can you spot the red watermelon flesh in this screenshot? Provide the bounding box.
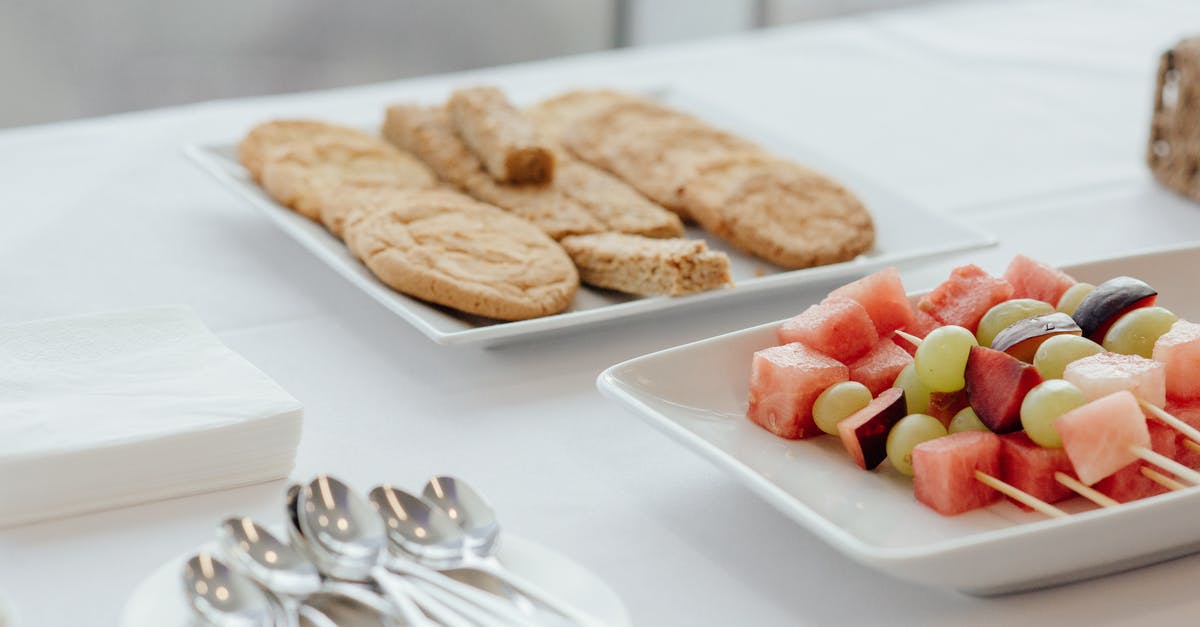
[896,310,940,356]
[998,432,1075,506]
[1004,254,1076,305]
[848,338,913,396]
[1054,390,1151,485]
[928,389,970,427]
[918,264,1014,333]
[1063,352,1166,408]
[1093,420,1176,503]
[748,343,849,439]
[964,346,1044,433]
[827,267,915,336]
[837,387,906,470]
[778,297,879,362]
[1166,400,1200,468]
[1153,320,1200,402]
[912,431,1002,516]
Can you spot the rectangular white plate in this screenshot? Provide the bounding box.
[184,89,993,346]
[598,242,1200,594]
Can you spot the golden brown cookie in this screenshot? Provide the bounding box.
[552,161,683,238]
[526,89,642,145]
[260,137,438,221]
[383,104,604,239]
[448,86,556,184]
[563,99,763,217]
[560,232,732,296]
[680,156,875,269]
[237,120,377,182]
[342,189,579,320]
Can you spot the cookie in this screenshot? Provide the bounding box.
[259,137,438,221]
[383,104,604,239]
[237,120,377,182]
[526,89,643,144]
[560,232,732,296]
[563,100,763,217]
[448,86,556,184]
[318,183,450,239]
[552,161,684,238]
[342,189,579,320]
[680,156,875,269]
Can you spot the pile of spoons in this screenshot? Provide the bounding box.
[182,475,601,627]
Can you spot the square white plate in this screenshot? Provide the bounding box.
[184,89,993,347]
[598,242,1200,594]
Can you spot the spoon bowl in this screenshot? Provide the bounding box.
[182,551,279,627]
[298,475,388,582]
[219,517,322,597]
[421,477,500,557]
[369,485,465,568]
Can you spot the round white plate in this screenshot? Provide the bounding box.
[120,534,629,626]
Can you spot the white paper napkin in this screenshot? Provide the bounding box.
[0,306,303,527]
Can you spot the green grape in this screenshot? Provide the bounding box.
[813,381,872,436]
[1056,282,1096,316]
[914,325,978,393]
[886,413,948,476]
[976,299,1055,348]
[892,362,931,415]
[948,407,990,434]
[1032,334,1104,380]
[1102,306,1178,358]
[1020,379,1086,448]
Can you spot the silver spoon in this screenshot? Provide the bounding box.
[298,475,470,627]
[183,551,280,627]
[219,517,322,627]
[423,477,600,627]
[369,485,535,626]
[298,584,402,627]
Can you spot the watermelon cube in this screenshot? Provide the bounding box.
[998,432,1075,506]
[1166,400,1200,468]
[1062,352,1166,408]
[827,267,916,336]
[1054,390,1151,485]
[848,338,913,396]
[912,431,1002,516]
[1003,254,1076,306]
[1092,420,1177,503]
[917,264,1014,333]
[1152,319,1200,402]
[747,343,849,439]
[778,298,879,362]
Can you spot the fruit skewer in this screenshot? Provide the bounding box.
[897,331,1200,510]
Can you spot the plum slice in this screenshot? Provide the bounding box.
[990,312,1082,362]
[837,387,907,470]
[965,346,1044,433]
[1072,276,1157,342]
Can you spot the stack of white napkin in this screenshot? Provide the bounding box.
[0,306,303,527]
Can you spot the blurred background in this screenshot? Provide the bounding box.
[0,0,934,129]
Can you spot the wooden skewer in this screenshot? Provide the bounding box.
[1130,446,1200,484]
[1141,466,1187,492]
[1054,472,1119,508]
[1139,399,1200,445]
[893,329,925,347]
[974,470,1069,518]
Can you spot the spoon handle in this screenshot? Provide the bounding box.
[387,559,530,626]
[370,565,436,627]
[473,560,602,627]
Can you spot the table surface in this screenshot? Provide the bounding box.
[4,1,1200,625]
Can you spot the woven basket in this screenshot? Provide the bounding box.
[1149,37,1200,200]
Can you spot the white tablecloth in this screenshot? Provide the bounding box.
[4,1,1200,624]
